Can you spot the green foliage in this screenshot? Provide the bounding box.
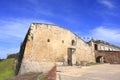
[0,58,15,80]
[39,74,46,80]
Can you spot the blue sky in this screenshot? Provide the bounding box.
[0,0,120,59]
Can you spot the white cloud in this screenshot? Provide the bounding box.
[0,18,53,59]
[90,26,120,46]
[75,26,120,46]
[0,18,53,39]
[98,0,114,8]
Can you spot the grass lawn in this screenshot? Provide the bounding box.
[0,58,15,80]
[39,74,46,80]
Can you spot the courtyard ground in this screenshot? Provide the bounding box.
[57,64,120,80]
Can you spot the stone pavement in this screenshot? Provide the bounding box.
[56,64,120,80]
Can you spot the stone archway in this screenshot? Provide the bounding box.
[96,56,104,63]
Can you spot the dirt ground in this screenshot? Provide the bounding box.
[8,73,41,80]
[57,64,120,80]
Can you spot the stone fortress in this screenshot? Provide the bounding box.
[93,40,120,51]
[92,40,120,64]
[15,23,120,75]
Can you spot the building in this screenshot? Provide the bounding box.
[7,53,18,59]
[93,40,120,51]
[16,23,95,75]
[91,40,120,64]
[16,23,120,75]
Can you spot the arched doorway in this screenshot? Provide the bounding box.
[96,56,104,63]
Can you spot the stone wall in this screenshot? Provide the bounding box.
[95,51,120,64]
[16,23,95,75]
[7,53,18,59]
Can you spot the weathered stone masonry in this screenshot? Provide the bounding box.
[91,40,120,64]
[95,51,120,64]
[16,23,95,75]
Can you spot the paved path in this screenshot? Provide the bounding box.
[57,64,120,80]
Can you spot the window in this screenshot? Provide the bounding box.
[71,40,76,46]
[47,39,50,42]
[62,40,64,43]
[94,44,98,50]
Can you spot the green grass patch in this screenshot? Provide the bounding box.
[39,74,46,80]
[0,58,15,80]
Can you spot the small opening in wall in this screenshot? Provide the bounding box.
[94,44,98,50]
[47,39,50,42]
[62,40,64,43]
[31,36,33,40]
[71,40,76,46]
